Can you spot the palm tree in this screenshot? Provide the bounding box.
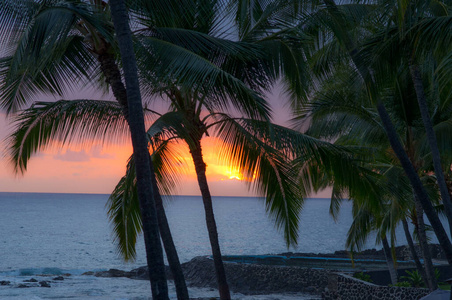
[352,1,452,270]
[297,48,452,289]
[348,0,452,233]
[295,0,452,264]
[108,0,169,297]
[1,0,307,298]
[0,0,181,298]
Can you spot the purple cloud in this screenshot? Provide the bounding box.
[54,149,91,162]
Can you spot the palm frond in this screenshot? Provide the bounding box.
[211,114,302,246]
[150,138,188,196]
[0,0,113,113]
[0,36,96,113]
[410,15,452,58]
[6,100,127,173]
[418,119,452,167]
[329,185,346,221]
[107,156,142,261]
[135,31,272,120]
[107,137,187,260]
[346,205,375,252]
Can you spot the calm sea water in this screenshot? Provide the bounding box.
[0,192,417,299]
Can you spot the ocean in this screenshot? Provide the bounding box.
[0,192,416,299]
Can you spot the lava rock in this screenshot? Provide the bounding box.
[23,278,38,283]
[53,276,65,281]
[82,271,94,276]
[128,266,149,280]
[0,281,10,286]
[94,269,128,278]
[39,281,51,288]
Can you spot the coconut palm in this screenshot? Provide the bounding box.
[292,0,452,264]
[0,0,182,298]
[109,0,169,296]
[297,47,452,289]
[351,0,452,232]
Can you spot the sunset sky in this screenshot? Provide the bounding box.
[0,86,335,197]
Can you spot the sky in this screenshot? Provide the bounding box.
[0,86,335,197]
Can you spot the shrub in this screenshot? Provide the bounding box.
[434,268,441,281]
[401,270,424,288]
[391,281,412,287]
[353,272,373,283]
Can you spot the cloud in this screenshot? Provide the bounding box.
[90,145,115,159]
[54,149,91,162]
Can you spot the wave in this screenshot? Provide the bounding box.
[0,267,107,277]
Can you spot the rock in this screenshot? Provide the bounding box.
[53,276,64,281]
[0,281,10,286]
[90,266,169,280]
[39,281,51,288]
[128,266,149,280]
[17,284,29,288]
[128,265,171,280]
[82,271,94,276]
[94,269,128,278]
[23,278,38,282]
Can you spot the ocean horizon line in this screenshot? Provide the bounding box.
[0,191,330,200]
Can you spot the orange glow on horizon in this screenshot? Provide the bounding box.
[0,127,258,196]
[0,108,255,196]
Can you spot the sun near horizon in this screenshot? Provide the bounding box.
[0,113,259,197]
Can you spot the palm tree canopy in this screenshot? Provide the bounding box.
[0,0,116,113]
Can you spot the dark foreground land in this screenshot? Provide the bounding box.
[87,244,446,299]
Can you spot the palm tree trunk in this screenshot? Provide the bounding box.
[95,21,188,300]
[414,199,438,291]
[377,102,450,256]
[409,61,452,234]
[150,162,190,300]
[109,1,169,298]
[98,50,188,300]
[189,140,231,300]
[382,237,398,285]
[376,102,452,263]
[96,36,189,300]
[97,49,129,118]
[402,218,430,289]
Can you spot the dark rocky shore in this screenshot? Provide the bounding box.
[0,275,67,289]
[2,245,439,299]
[83,244,445,298]
[279,243,445,261]
[89,256,329,296]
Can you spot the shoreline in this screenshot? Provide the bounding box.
[87,244,446,297]
[0,245,444,299]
